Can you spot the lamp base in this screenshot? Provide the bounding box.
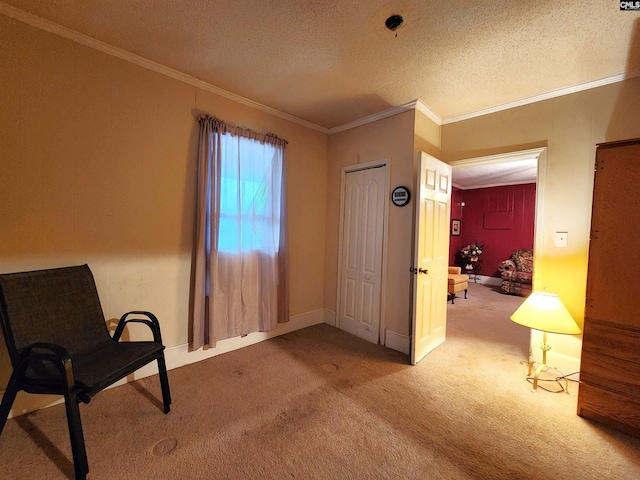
[519,330,573,393]
[522,360,575,394]
[522,358,545,391]
[531,362,550,392]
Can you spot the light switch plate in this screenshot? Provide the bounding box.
[555,232,568,247]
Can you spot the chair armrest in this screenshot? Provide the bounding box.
[448,266,462,275]
[113,311,164,344]
[17,342,76,389]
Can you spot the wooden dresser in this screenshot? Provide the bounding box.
[577,138,640,437]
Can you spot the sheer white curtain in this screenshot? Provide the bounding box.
[192,115,289,349]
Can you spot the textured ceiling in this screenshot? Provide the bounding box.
[452,159,538,190]
[2,1,640,130]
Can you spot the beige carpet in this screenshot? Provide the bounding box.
[2,282,640,479]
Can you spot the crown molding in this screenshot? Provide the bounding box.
[328,99,442,135]
[328,100,416,135]
[442,71,640,125]
[414,99,443,126]
[330,70,640,132]
[0,2,329,134]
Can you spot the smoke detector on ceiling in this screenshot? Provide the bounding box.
[385,14,404,36]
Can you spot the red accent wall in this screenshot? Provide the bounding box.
[449,183,536,277]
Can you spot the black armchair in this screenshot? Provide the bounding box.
[0,264,171,480]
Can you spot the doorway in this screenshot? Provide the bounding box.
[448,147,547,348]
[336,159,389,345]
[448,147,545,290]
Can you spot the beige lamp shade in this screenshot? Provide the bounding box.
[510,291,582,335]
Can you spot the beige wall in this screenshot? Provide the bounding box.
[441,77,640,365]
[414,109,442,160]
[326,111,417,339]
[0,16,328,398]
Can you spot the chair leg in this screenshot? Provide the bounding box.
[64,391,89,480]
[464,289,467,299]
[0,372,20,435]
[157,355,172,414]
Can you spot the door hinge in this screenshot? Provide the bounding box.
[595,157,604,171]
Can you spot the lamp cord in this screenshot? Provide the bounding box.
[526,370,580,393]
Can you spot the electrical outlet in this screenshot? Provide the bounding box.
[555,232,568,247]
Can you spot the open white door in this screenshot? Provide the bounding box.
[410,152,452,365]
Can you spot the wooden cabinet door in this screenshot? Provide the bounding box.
[578,139,640,437]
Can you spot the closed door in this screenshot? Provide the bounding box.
[338,165,386,344]
[411,152,452,364]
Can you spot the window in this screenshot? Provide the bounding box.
[216,134,281,255]
[192,115,289,348]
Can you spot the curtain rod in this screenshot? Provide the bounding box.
[199,114,288,146]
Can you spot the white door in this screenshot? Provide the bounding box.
[338,165,386,344]
[410,152,452,365]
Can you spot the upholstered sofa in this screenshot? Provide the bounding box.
[497,249,533,296]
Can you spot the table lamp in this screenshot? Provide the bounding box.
[510,291,582,391]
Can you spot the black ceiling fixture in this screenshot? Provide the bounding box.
[385,14,404,37]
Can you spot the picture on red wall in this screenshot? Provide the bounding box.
[451,219,461,236]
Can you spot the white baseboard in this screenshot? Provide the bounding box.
[324,309,409,356]
[7,308,326,418]
[385,329,410,355]
[468,274,501,287]
[162,308,325,370]
[324,309,336,327]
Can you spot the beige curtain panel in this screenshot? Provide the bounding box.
[191,115,289,350]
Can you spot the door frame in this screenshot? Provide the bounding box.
[336,158,391,345]
[447,147,547,293]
